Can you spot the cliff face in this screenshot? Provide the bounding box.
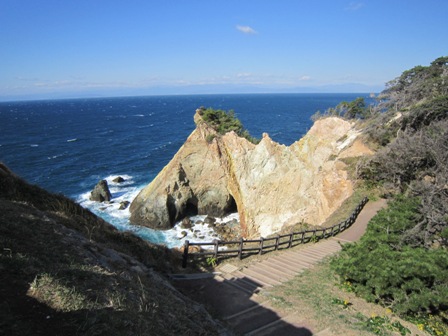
[130,110,373,237]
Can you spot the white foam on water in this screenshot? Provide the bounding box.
[78,174,238,249]
[167,213,240,250]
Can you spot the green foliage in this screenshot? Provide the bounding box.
[310,235,319,243]
[380,56,448,111]
[401,96,448,131]
[355,313,411,336]
[331,195,448,317]
[205,134,215,144]
[206,256,217,267]
[408,312,448,336]
[198,107,259,144]
[311,97,372,120]
[331,297,352,309]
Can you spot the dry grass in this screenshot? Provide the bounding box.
[0,165,223,335]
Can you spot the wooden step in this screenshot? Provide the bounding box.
[245,315,309,336]
[303,246,334,255]
[233,270,273,288]
[299,249,331,259]
[257,261,297,278]
[244,266,284,285]
[261,259,301,275]
[240,268,281,286]
[287,251,322,262]
[281,253,318,265]
[225,305,282,334]
[217,274,261,295]
[272,256,314,270]
[264,257,309,273]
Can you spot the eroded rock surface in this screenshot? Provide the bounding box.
[90,179,112,202]
[130,110,373,237]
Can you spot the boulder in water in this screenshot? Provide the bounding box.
[90,180,112,203]
[204,216,216,225]
[113,176,125,183]
[119,201,130,210]
[181,217,192,229]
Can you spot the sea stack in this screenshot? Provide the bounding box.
[90,179,112,202]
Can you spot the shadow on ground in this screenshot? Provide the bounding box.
[172,273,313,336]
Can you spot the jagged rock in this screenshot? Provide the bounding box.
[179,231,187,239]
[181,217,192,229]
[90,180,112,203]
[119,201,130,210]
[204,216,216,225]
[130,110,373,237]
[113,176,125,183]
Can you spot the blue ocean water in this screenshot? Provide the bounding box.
[0,93,371,246]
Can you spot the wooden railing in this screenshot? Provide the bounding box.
[182,197,368,268]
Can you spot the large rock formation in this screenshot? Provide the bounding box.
[90,179,112,202]
[130,109,373,237]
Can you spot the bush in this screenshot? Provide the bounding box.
[331,195,448,317]
[199,107,259,144]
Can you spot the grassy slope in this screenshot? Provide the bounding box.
[267,259,427,336]
[0,163,223,335]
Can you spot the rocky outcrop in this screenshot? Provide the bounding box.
[113,176,125,183]
[90,179,112,202]
[130,110,373,237]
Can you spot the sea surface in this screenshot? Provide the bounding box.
[0,93,373,247]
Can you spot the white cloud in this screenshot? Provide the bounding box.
[236,25,257,34]
[237,72,252,78]
[300,75,311,81]
[345,2,364,11]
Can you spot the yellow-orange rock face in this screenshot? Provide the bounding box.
[130,111,372,237]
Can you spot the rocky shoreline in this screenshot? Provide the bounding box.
[177,215,243,242]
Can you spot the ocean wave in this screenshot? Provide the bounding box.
[77,173,231,248]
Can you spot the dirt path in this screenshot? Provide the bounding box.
[171,199,387,335]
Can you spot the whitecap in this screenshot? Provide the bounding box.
[78,173,235,249]
[67,138,77,142]
[47,154,64,160]
[30,144,39,147]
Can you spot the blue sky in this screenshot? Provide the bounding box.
[1,0,447,100]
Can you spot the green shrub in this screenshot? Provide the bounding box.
[199,107,259,144]
[331,195,448,317]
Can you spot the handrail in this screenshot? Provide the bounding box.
[181,197,368,267]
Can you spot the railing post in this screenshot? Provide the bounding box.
[259,237,264,255]
[275,235,280,250]
[300,231,305,244]
[182,240,190,268]
[213,239,219,259]
[288,233,293,248]
[238,238,244,260]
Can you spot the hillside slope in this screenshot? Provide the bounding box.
[0,163,224,335]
